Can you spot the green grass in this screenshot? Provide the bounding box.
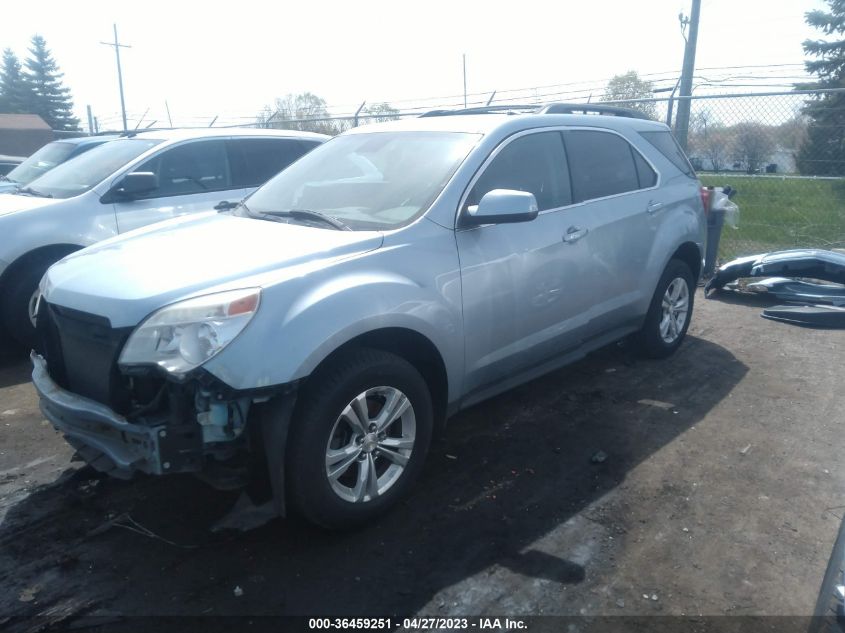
[698,174,845,260]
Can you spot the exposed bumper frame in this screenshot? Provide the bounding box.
[31,351,168,478]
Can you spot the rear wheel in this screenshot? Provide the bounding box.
[633,258,694,359]
[285,348,433,529]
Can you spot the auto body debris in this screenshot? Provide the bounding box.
[705,249,845,295]
[86,513,198,548]
[746,277,845,306]
[761,304,845,329]
[705,249,845,329]
[210,491,277,533]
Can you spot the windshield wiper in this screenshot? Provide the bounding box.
[17,186,52,198]
[258,208,351,231]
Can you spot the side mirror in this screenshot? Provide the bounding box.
[463,189,539,226]
[114,172,157,198]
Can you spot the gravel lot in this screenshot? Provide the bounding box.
[0,289,843,629]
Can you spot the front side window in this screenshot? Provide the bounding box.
[564,130,640,203]
[132,140,230,198]
[243,131,479,230]
[465,131,572,212]
[20,138,162,199]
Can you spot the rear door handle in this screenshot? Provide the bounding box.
[646,200,664,214]
[562,226,588,243]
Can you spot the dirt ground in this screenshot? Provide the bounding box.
[0,288,843,630]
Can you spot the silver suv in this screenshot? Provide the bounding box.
[32,104,706,528]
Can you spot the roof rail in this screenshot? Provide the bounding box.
[538,103,650,119]
[418,102,650,120]
[419,104,541,118]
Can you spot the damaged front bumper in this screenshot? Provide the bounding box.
[31,352,201,479]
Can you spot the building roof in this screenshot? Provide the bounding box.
[0,114,51,131]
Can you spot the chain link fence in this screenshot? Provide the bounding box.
[589,89,845,262]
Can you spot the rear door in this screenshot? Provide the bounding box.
[112,138,247,233]
[560,128,659,336]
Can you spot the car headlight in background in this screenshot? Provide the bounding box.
[119,288,261,376]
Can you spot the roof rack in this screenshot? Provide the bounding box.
[418,102,649,120]
[538,103,650,119]
[419,104,541,118]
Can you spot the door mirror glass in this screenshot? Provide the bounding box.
[115,171,158,197]
[464,189,539,225]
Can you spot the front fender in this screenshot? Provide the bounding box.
[203,224,464,402]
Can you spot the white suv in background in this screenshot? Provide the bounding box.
[0,128,327,347]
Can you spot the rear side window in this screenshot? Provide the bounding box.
[639,130,695,177]
[564,130,639,202]
[227,138,313,187]
[466,131,571,211]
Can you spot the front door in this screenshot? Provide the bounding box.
[111,139,247,234]
[457,130,594,397]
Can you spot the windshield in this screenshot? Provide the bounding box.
[22,138,162,199]
[6,142,77,185]
[243,131,480,230]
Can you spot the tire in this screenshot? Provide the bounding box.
[285,348,433,529]
[1,256,57,350]
[633,258,695,359]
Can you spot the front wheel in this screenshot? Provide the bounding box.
[633,258,695,359]
[1,257,56,350]
[285,348,433,529]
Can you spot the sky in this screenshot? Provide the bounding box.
[0,0,829,131]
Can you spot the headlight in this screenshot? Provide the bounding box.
[119,288,261,375]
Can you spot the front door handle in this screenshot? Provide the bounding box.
[562,226,588,243]
[646,200,664,214]
[214,200,239,212]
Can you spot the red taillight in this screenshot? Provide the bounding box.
[700,187,711,215]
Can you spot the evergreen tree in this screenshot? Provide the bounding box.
[23,35,79,131]
[0,48,35,114]
[797,1,845,175]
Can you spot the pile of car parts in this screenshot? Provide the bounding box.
[704,249,845,329]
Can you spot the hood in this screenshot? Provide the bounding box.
[43,213,384,326]
[0,191,58,215]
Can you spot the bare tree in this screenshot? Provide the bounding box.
[698,127,731,172]
[601,71,657,119]
[731,122,776,173]
[363,102,400,124]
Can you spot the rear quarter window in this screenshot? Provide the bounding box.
[639,130,696,177]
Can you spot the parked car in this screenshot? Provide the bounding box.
[0,128,327,347]
[0,136,120,194]
[0,154,25,176]
[32,104,706,528]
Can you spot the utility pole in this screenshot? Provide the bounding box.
[100,24,131,133]
[463,54,467,108]
[675,0,701,151]
[86,105,94,135]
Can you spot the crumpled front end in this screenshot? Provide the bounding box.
[32,300,265,483]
